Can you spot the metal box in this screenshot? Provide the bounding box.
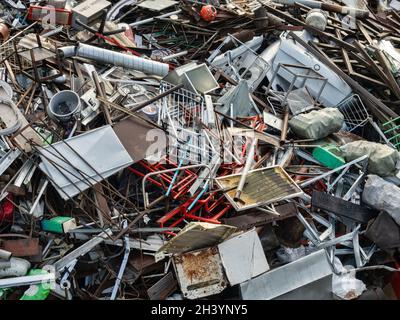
[71,0,111,28]
[173,247,227,299]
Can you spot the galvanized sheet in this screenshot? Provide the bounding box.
[240,249,333,300]
[38,125,133,199]
[218,229,270,286]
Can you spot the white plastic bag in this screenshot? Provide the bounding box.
[332,258,366,300]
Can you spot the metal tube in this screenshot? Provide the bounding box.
[0,273,55,289]
[110,220,130,300]
[299,155,368,188]
[280,110,289,144]
[58,44,170,77]
[161,51,188,62]
[129,10,182,27]
[234,138,257,201]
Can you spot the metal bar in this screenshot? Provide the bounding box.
[300,155,368,188]
[0,273,55,289]
[54,229,113,272]
[110,220,130,300]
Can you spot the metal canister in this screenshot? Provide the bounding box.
[305,9,328,31]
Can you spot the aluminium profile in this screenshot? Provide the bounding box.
[0,273,55,289]
[54,229,113,273]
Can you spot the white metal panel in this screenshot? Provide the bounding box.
[39,125,133,199]
[240,249,333,300]
[218,229,270,286]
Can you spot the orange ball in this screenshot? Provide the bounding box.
[200,5,217,22]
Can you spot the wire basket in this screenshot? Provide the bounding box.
[337,94,369,132]
[158,81,219,165]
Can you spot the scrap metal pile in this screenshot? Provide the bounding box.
[2,0,400,300]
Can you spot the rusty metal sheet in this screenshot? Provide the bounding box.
[1,238,40,257]
[173,246,227,299]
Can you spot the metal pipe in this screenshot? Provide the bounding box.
[129,10,182,27]
[0,273,55,289]
[299,155,368,188]
[142,164,211,209]
[280,109,289,144]
[234,138,257,201]
[161,51,188,62]
[58,44,169,77]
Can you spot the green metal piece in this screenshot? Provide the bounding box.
[41,216,77,234]
[380,117,400,150]
[382,116,400,127]
[384,125,400,135]
[20,269,51,300]
[312,144,346,169]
